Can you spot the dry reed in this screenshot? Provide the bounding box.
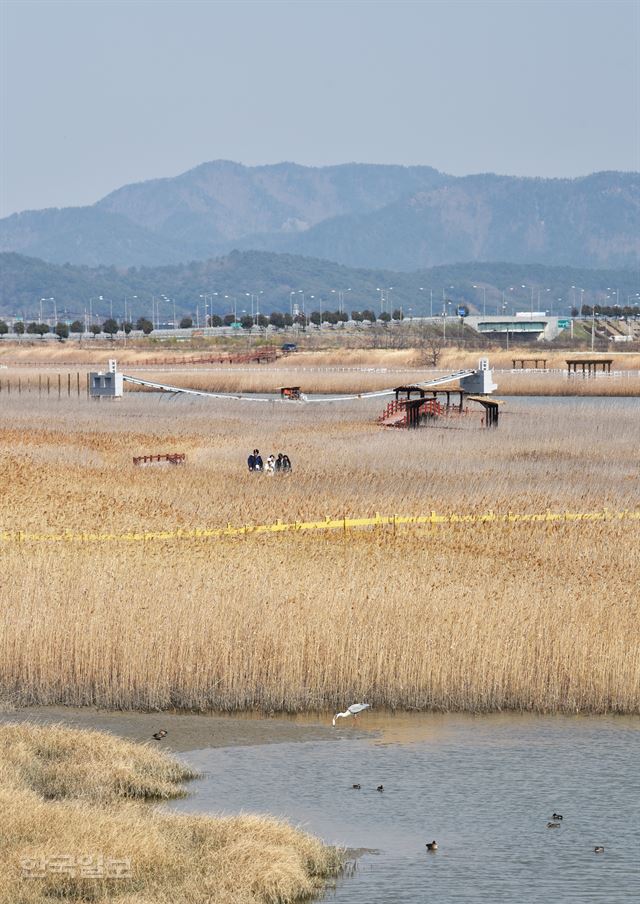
[1,522,639,714]
[1,393,639,714]
[0,723,342,904]
[2,340,639,396]
[121,367,640,396]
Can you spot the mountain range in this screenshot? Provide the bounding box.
[1,162,638,271]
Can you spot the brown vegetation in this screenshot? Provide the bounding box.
[0,394,638,715]
[2,340,638,396]
[0,723,342,904]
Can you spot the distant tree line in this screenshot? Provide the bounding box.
[0,317,154,339]
[577,304,639,318]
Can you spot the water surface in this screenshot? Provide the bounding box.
[169,713,639,903]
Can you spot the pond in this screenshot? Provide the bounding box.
[168,712,640,902]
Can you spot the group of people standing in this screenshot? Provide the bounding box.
[247,449,292,474]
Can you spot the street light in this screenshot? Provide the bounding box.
[521,284,534,316]
[124,296,137,324]
[199,294,208,328]
[88,296,103,326]
[39,297,54,325]
[160,294,171,329]
[502,301,510,350]
[252,292,263,324]
[538,287,551,314]
[376,286,393,315]
[224,295,237,321]
[442,285,454,315]
[199,292,219,327]
[331,288,351,315]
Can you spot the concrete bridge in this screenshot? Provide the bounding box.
[463,314,565,340]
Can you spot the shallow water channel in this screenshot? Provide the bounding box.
[169,713,639,902]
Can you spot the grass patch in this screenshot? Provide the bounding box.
[0,723,343,904]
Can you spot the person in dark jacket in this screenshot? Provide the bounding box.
[254,449,263,471]
[247,451,256,471]
[282,453,292,472]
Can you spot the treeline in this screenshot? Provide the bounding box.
[0,317,155,339]
[578,304,639,318]
[0,309,407,338]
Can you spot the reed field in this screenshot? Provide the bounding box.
[0,392,639,714]
[0,723,341,904]
[1,341,639,396]
[125,367,640,396]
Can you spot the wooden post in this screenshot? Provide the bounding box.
[39,374,42,395]
[47,376,50,395]
[68,373,71,396]
[58,373,61,398]
[77,372,80,397]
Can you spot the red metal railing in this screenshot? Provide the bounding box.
[133,453,186,466]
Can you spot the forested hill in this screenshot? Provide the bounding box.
[1,250,637,322]
[0,161,638,271]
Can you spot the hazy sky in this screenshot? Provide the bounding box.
[1,0,638,217]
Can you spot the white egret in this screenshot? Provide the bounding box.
[332,703,370,726]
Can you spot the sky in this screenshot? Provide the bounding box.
[1,0,638,217]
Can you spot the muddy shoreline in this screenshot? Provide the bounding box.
[0,704,374,752]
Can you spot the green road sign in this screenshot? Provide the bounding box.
[558,319,570,329]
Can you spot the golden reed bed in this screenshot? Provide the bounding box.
[0,394,638,714]
[1,343,639,396]
[2,524,639,714]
